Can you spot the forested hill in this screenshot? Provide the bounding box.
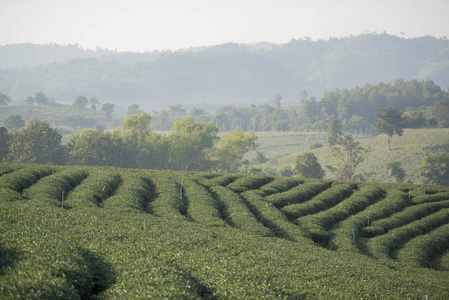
[1,34,449,111]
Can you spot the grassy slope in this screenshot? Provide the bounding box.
[0,163,448,298]
[251,129,449,184]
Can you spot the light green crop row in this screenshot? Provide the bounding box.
[210,185,273,237]
[397,222,449,268]
[264,181,330,208]
[281,183,356,220]
[366,208,449,261]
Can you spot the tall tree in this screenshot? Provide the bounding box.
[326,119,343,146]
[426,100,449,128]
[0,127,11,161]
[88,97,99,111]
[168,117,218,171]
[0,92,12,107]
[73,96,88,109]
[4,115,25,133]
[208,128,257,172]
[101,103,115,120]
[373,106,404,152]
[385,160,405,183]
[69,129,130,167]
[7,120,65,165]
[420,151,449,186]
[293,152,325,179]
[127,104,142,115]
[33,91,48,105]
[326,134,369,181]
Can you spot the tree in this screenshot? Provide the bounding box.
[373,106,404,152]
[7,120,65,165]
[101,103,115,120]
[420,151,449,186]
[4,115,25,133]
[25,96,34,106]
[0,93,12,107]
[33,91,48,105]
[426,100,449,128]
[127,104,142,115]
[89,97,99,111]
[326,134,369,181]
[293,152,325,179]
[208,128,257,172]
[168,117,218,171]
[73,96,88,109]
[0,127,11,161]
[385,160,405,183]
[69,129,130,167]
[326,119,343,146]
[114,112,153,168]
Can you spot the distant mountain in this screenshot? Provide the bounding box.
[1,34,448,111]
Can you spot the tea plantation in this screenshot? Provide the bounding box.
[0,163,448,299]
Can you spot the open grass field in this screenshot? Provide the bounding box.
[1,163,448,298]
[250,128,449,184]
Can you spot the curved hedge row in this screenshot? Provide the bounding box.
[330,189,408,252]
[258,177,302,196]
[197,173,242,187]
[366,208,449,261]
[412,192,449,204]
[226,175,273,193]
[101,171,155,213]
[21,167,88,207]
[149,171,188,220]
[397,223,449,269]
[0,165,53,193]
[264,181,330,208]
[363,199,449,237]
[64,169,121,209]
[297,186,383,245]
[281,183,355,220]
[181,178,227,227]
[241,190,310,242]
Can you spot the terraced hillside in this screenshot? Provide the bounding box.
[0,163,448,298]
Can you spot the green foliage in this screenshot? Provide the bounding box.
[208,129,258,172]
[101,103,115,120]
[168,117,218,171]
[3,115,25,133]
[420,151,449,186]
[72,95,88,109]
[126,104,141,115]
[386,160,406,183]
[326,134,369,180]
[293,152,325,179]
[326,119,343,146]
[0,92,12,107]
[426,100,449,128]
[33,91,48,105]
[0,127,10,161]
[373,106,404,152]
[7,120,66,165]
[69,129,131,167]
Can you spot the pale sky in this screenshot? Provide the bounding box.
[1,0,448,52]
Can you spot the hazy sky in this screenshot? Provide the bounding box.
[1,0,448,52]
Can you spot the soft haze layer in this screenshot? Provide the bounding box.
[1,0,449,52]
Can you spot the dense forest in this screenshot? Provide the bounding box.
[1,34,449,111]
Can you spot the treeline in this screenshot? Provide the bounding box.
[151,79,449,133]
[0,114,257,173]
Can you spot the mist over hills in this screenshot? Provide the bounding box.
[1,34,448,111]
